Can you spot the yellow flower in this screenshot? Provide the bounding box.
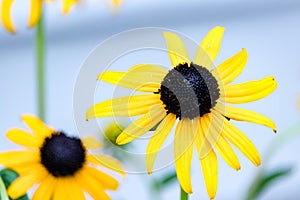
[0,114,124,200]
[1,0,123,33]
[86,26,277,199]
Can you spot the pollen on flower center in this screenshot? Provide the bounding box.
[40,132,86,177]
[159,62,220,119]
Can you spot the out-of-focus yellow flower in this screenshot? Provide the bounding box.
[1,0,70,33]
[1,0,123,33]
[0,114,124,199]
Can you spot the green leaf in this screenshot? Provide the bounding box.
[152,171,177,191]
[245,166,293,200]
[0,169,29,200]
[160,172,177,185]
[245,120,300,200]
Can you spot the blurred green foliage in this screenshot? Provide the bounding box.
[245,121,300,200]
[246,167,292,200]
[0,169,29,200]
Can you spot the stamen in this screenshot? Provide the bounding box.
[159,63,220,119]
[40,132,86,177]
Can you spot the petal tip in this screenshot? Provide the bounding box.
[7,185,21,200]
[86,107,95,119]
[97,74,102,80]
[7,28,16,34]
[162,31,179,40]
[213,26,225,33]
[254,160,261,167]
[162,31,172,36]
[241,48,247,55]
[115,136,125,145]
[20,113,37,121]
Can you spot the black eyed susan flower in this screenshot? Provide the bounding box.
[86,26,277,199]
[0,114,124,200]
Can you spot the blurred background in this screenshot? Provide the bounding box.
[1,0,300,199]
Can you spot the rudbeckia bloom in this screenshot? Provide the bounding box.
[87,26,277,199]
[1,0,123,33]
[0,114,124,200]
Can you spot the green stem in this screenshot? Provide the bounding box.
[36,14,45,121]
[0,177,9,200]
[180,186,188,200]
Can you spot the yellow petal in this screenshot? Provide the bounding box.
[200,149,218,199]
[194,26,225,69]
[62,0,77,14]
[21,114,55,137]
[195,117,212,159]
[1,0,15,33]
[67,178,85,200]
[32,175,57,200]
[146,113,176,174]
[86,94,162,119]
[201,114,240,170]
[28,0,42,28]
[8,165,48,199]
[99,71,125,83]
[82,136,102,150]
[87,154,125,175]
[199,114,219,152]
[215,135,241,170]
[6,128,40,148]
[212,48,248,85]
[200,114,240,170]
[163,32,190,67]
[53,179,69,200]
[11,162,42,175]
[213,112,261,166]
[54,177,85,200]
[116,105,166,145]
[214,103,276,132]
[222,76,277,104]
[0,151,39,166]
[84,166,119,190]
[174,119,196,194]
[98,69,165,92]
[112,0,123,7]
[75,170,110,200]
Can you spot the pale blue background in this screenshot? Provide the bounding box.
[1,0,300,199]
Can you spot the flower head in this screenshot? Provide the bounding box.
[87,26,277,199]
[0,114,124,200]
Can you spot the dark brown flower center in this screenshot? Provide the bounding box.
[40,132,86,177]
[158,62,220,119]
